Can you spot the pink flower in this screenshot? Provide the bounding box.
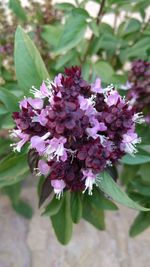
[82,169,96,195]
[31,82,52,98]
[19,98,28,109]
[45,137,67,161]
[32,109,48,126]
[51,179,66,199]
[54,73,62,87]
[31,132,50,154]
[120,131,141,155]
[38,160,50,175]
[40,82,51,97]
[86,118,107,140]
[10,130,29,152]
[91,78,103,94]
[106,90,120,106]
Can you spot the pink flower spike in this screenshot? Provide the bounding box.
[91,78,103,94]
[51,179,66,199]
[54,73,62,87]
[106,91,120,106]
[28,98,43,110]
[82,169,96,195]
[38,160,50,175]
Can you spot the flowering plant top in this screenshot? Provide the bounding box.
[11,66,142,198]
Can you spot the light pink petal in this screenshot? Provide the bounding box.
[19,99,28,109]
[38,160,50,175]
[40,82,50,97]
[54,74,62,87]
[107,91,120,106]
[28,98,43,109]
[99,122,107,131]
[91,78,102,94]
[30,136,45,153]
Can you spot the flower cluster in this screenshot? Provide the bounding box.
[127,59,150,123]
[12,66,141,198]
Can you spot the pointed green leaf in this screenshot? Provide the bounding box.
[15,26,49,93]
[96,172,150,211]
[70,192,82,223]
[54,14,87,54]
[9,0,27,22]
[83,195,105,230]
[130,212,150,237]
[121,153,150,165]
[0,87,19,112]
[42,196,63,216]
[51,192,73,245]
[90,188,118,210]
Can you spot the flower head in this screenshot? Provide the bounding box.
[11,66,141,197]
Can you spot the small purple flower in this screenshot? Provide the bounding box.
[28,98,43,110]
[32,109,48,126]
[91,78,102,94]
[38,160,50,175]
[54,73,62,87]
[51,179,66,199]
[105,90,120,106]
[45,137,67,162]
[120,131,141,155]
[82,169,97,195]
[31,132,50,154]
[10,130,29,152]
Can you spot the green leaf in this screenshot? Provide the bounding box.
[54,14,87,54]
[118,19,141,36]
[13,201,33,219]
[15,26,49,93]
[89,20,99,37]
[130,212,150,237]
[4,180,33,219]
[131,181,150,197]
[9,0,27,22]
[94,61,114,83]
[89,188,118,210]
[121,153,150,165]
[96,172,150,211]
[0,153,29,187]
[51,192,73,245]
[139,163,150,184]
[54,2,75,11]
[83,195,105,230]
[0,138,11,156]
[54,50,78,70]
[0,87,19,112]
[42,196,63,216]
[70,192,82,223]
[41,24,63,47]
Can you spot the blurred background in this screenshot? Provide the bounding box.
[0,0,150,266]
